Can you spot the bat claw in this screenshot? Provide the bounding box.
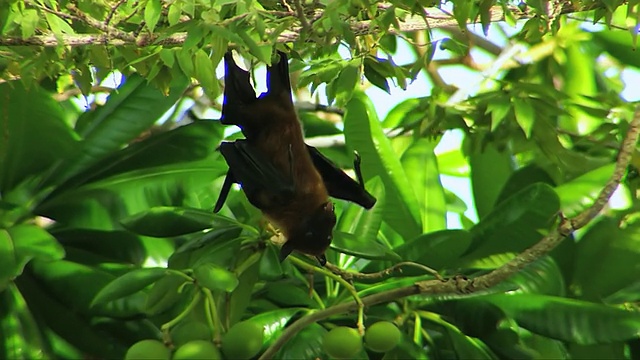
[316,254,327,266]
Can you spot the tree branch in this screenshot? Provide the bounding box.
[258,105,640,360]
[0,6,521,48]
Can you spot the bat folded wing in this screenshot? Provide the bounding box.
[214,140,295,212]
[306,145,377,209]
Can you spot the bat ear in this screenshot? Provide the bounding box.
[266,51,293,102]
[279,241,294,262]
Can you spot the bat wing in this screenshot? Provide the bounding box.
[220,52,257,127]
[214,140,295,212]
[307,145,377,209]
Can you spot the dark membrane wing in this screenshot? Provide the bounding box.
[265,51,293,102]
[218,141,295,209]
[221,52,257,126]
[307,145,377,209]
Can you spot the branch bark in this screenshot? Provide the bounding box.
[0,5,532,48]
[258,106,640,360]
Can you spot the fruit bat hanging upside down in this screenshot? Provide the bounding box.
[213,51,376,265]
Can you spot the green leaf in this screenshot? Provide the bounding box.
[382,98,421,128]
[495,165,555,205]
[16,273,126,358]
[344,92,422,241]
[334,59,360,105]
[167,2,182,26]
[122,206,234,237]
[193,263,239,292]
[331,231,401,261]
[145,273,189,315]
[402,138,446,232]
[40,159,226,230]
[0,283,53,359]
[395,230,471,270]
[486,98,511,131]
[20,9,39,39]
[194,49,216,95]
[461,183,559,265]
[91,267,167,306]
[71,120,224,185]
[247,308,304,346]
[592,30,640,68]
[144,0,162,33]
[56,74,189,185]
[258,245,284,281]
[485,294,640,344]
[275,323,327,360]
[573,219,640,301]
[0,225,64,290]
[555,164,614,217]
[513,98,535,138]
[469,141,513,219]
[437,149,470,177]
[336,177,385,249]
[0,81,79,194]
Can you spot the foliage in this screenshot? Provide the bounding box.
[1,0,640,359]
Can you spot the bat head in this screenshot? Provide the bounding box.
[279,202,336,265]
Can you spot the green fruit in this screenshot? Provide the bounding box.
[124,339,170,360]
[221,321,264,359]
[173,340,222,360]
[170,321,211,347]
[323,327,362,359]
[364,321,401,353]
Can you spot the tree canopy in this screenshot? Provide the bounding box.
[1,0,640,359]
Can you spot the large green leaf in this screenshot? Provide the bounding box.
[335,177,385,251]
[0,224,64,290]
[460,183,559,265]
[16,273,126,358]
[485,294,640,344]
[38,159,226,230]
[54,73,189,185]
[592,30,640,68]
[0,81,79,194]
[402,138,447,233]
[64,120,224,188]
[52,228,146,265]
[331,231,401,261]
[122,206,237,237]
[394,229,471,271]
[0,283,51,359]
[573,218,640,301]
[91,267,167,306]
[343,91,421,241]
[275,322,328,360]
[468,141,514,220]
[555,164,614,218]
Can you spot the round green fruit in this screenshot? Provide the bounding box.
[173,340,221,360]
[221,321,264,359]
[170,321,211,348]
[364,321,401,353]
[322,327,362,359]
[124,339,170,360]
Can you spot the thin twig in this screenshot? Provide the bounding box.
[105,0,127,26]
[324,261,443,281]
[66,3,136,42]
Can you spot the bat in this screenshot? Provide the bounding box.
[213,50,376,265]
